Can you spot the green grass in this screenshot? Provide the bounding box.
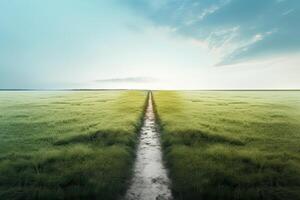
[0,91,147,200]
[153,91,300,200]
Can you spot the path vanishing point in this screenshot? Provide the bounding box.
[125,92,173,200]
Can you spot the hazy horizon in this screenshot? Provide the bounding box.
[1,0,300,89]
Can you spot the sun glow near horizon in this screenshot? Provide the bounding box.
[0,0,300,89]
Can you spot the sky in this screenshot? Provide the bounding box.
[0,0,299,89]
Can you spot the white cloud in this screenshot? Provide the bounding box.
[185,0,231,25]
[252,34,263,42]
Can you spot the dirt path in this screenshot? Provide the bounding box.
[125,92,173,200]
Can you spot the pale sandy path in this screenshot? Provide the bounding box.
[124,92,173,200]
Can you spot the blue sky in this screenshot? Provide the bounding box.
[0,0,299,89]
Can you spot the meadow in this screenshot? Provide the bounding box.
[1,90,300,200]
[0,91,147,200]
[153,91,300,200]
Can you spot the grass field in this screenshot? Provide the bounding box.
[0,91,147,200]
[153,91,300,200]
[2,90,300,200]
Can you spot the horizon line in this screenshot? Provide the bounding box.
[1,89,300,92]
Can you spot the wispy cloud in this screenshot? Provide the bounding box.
[94,76,158,83]
[124,0,300,65]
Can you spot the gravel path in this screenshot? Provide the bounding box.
[125,92,173,200]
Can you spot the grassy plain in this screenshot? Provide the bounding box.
[153,91,300,200]
[0,91,147,200]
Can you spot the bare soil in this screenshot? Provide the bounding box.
[125,93,172,200]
